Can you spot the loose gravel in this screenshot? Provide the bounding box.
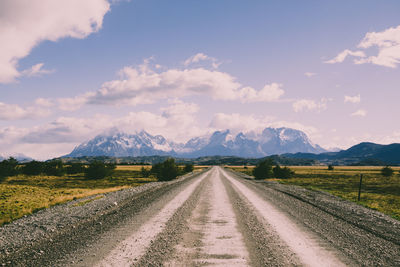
[0,170,208,266]
[225,168,400,266]
[1,166,399,266]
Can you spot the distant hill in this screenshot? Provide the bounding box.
[59,142,400,166]
[284,142,400,165]
[64,127,326,158]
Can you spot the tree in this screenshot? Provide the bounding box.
[253,158,274,180]
[151,158,179,181]
[0,157,19,179]
[273,165,294,178]
[43,160,65,176]
[184,163,194,173]
[84,161,115,179]
[328,165,334,171]
[381,166,394,177]
[22,161,45,175]
[66,163,85,174]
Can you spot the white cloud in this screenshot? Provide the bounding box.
[238,83,284,102]
[0,100,205,159]
[183,53,221,68]
[0,0,111,83]
[21,63,54,77]
[292,98,328,112]
[378,131,400,144]
[304,72,316,77]
[57,58,285,110]
[344,94,361,104]
[325,49,366,64]
[351,109,367,117]
[209,113,318,138]
[57,94,93,111]
[35,98,54,107]
[0,102,50,120]
[0,105,325,159]
[210,113,272,135]
[356,25,400,68]
[326,24,400,68]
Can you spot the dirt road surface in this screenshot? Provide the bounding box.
[1,166,399,266]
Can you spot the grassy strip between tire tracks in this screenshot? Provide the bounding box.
[228,166,400,221]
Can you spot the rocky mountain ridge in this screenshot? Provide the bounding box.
[65,127,326,158]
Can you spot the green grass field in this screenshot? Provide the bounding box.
[229,165,400,220]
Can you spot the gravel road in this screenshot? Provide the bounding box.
[1,166,399,266]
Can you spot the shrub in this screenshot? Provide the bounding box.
[381,166,394,177]
[84,161,115,179]
[0,157,19,179]
[184,163,194,173]
[273,165,294,178]
[21,161,45,175]
[253,158,274,180]
[328,165,334,171]
[66,163,85,174]
[151,158,179,181]
[140,166,151,177]
[43,160,65,176]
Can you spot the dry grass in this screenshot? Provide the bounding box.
[115,165,151,171]
[229,165,400,220]
[0,165,159,226]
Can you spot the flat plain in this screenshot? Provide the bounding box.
[228,165,400,220]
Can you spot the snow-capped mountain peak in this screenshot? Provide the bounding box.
[65,127,326,158]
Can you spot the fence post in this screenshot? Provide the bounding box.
[357,174,363,201]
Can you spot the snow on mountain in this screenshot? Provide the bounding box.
[67,131,179,157]
[65,127,326,158]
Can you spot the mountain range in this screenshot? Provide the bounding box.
[65,127,326,158]
[284,142,400,165]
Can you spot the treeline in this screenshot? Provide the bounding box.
[0,158,116,180]
[0,157,192,182]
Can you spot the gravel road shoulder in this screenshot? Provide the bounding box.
[225,168,400,266]
[0,169,208,266]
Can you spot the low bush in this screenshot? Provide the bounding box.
[151,158,179,181]
[184,163,194,173]
[140,166,151,177]
[381,166,394,177]
[273,165,294,178]
[253,159,274,180]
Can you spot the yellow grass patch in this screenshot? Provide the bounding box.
[228,165,400,220]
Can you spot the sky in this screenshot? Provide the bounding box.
[1,0,400,160]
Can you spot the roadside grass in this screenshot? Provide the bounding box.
[0,165,157,226]
[228,165,400,220]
